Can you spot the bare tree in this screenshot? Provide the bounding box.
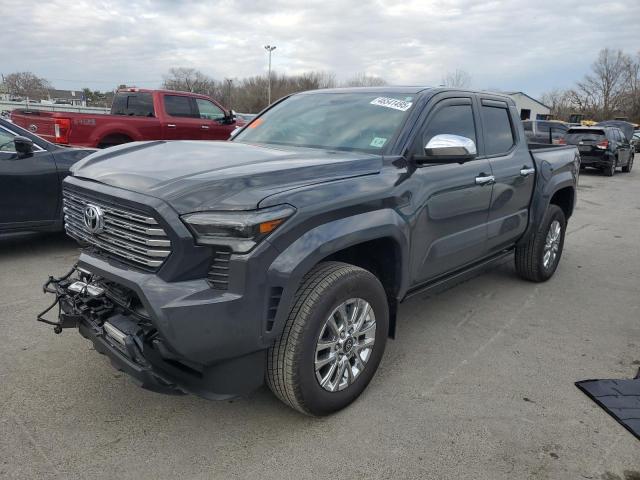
[343,73,388,87]
[162,68,219,97]
[442,69,472,88]
[570,48,630,119]
[2,71,51,100]
[541,88,575,120]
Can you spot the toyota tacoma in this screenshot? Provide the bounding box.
[39,87,579,415]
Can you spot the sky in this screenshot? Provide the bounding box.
[2,0,638,98]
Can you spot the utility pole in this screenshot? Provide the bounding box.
[264,45,276,105]
[225,78,233,111]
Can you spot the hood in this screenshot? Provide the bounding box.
[71,140,381,213]
[596,120,635,141]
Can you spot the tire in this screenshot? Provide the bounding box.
[622,153,633,173]
[515,204,566,282]
[266,261,389,416]
[604,159,616,176]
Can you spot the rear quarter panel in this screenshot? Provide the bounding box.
[518,145,579,245]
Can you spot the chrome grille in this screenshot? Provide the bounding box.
[63,189,172,269]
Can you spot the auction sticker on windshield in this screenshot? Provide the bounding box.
[370,97,413,111]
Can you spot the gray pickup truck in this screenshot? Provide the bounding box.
[40,87,579,415]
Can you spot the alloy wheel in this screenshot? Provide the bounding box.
[314,298,376,392]
[543,220,562,270]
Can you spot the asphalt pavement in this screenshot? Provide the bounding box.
[1,167,639,480]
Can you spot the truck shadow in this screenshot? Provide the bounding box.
[0,231,78,260]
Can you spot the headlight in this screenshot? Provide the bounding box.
[181,204,295,253]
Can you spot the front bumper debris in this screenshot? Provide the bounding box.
[37,264,265,399]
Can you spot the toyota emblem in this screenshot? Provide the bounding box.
[28,124,38,133]
[83,204,105,234]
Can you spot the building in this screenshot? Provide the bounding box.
[504,92,551,121]
[44,89,86,107]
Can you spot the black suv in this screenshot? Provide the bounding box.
[565,126,634,176]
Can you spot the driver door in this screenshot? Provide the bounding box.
[0,127,60,227]
[194,98,235,140]
[408,96,494,284]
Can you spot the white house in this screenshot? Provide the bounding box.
[504,92,551,121]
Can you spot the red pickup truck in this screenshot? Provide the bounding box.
[10,89,241,148]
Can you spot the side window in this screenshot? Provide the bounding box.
[111,93,154,117]
[537,122,550,134]
[422,103,477,148]
[481,106,515,155]
[0,128,16,152]
[164,95,196,118]
[195,99,225,120]
[127,93,154,117]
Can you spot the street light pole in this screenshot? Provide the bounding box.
[264,45,276,105]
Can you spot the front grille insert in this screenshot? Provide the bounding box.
[206,248,231,290]
[63,189,172,270]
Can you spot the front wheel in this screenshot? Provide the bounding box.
[266,262,388,416]
[622,153,634,173]
[515,204,566,282]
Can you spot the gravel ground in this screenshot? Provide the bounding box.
[1,167,639,480]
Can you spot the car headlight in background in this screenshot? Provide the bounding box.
[181,204,296,253]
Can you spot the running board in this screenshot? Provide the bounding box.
[404,249,514,301]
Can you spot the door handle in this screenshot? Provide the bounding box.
[520,167,535,176]
[475,175,495,185]
[201,125,210,129]
[167,124,176,128]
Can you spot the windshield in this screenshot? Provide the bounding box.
[233,92,416,153]
[566,129,606,144]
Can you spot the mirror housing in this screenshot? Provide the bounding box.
[415,134,477,164]
[14,136,34,158]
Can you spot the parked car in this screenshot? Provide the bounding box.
[40,87,579,415]
[565,126,634,175]
[0,118,94,233]
[522,120,569,144]
[234,112,257,123]
[10,89,239,148]
[631,132,640,153]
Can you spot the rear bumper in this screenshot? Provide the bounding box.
[580,154,612,167]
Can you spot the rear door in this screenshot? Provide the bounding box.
[409,96,494,283]
[0,125,60,226]
[161,94,202,140]
[614,128,631,165]
[479,98,535,252]
[194,98,234,140]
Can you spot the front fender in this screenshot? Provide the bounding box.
[264,209,409,340]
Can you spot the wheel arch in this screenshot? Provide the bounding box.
[266,209,409,340]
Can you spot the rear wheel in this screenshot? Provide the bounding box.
[604,160,616,177]
[98,134,133,149]
[515,205,566,282]
[266,262,388,416]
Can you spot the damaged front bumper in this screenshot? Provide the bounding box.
[37,263,264,399]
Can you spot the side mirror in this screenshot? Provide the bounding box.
[14,136,34,158]
[217,112,235,125]
[416,134,477,164]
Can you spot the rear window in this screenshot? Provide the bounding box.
[111,93,154,117]
[565,129,606,144]
[481,106,515,155]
